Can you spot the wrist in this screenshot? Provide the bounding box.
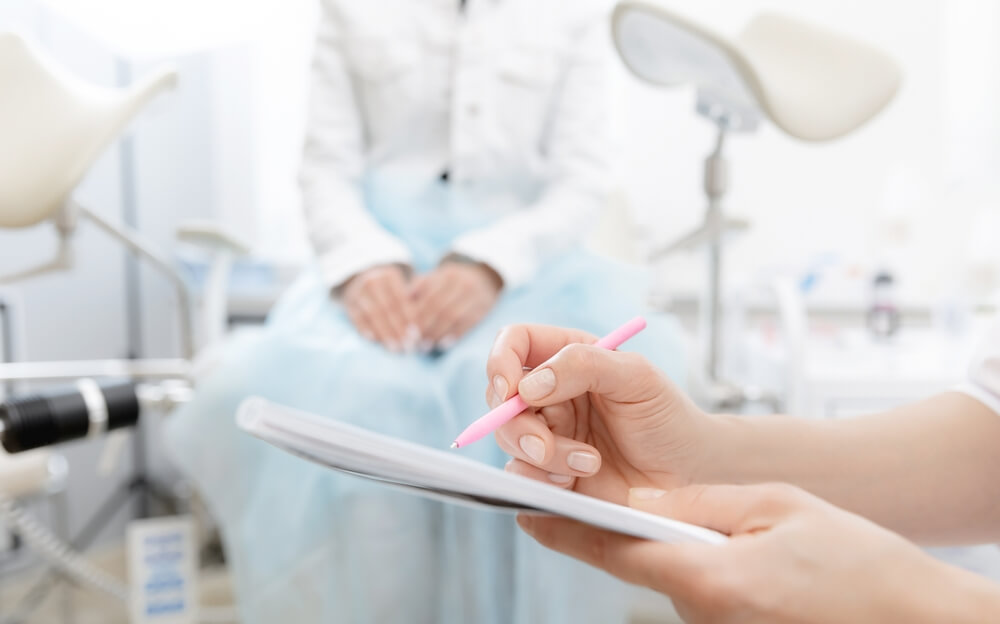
[687,411,747,484]
[333,263,411,298]
[441,253,503,291]
[871,553,1000,623]
[918,559,1000,623]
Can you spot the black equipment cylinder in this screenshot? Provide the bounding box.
[0,381,139,453]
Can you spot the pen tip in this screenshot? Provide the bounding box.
[449,442,458,449]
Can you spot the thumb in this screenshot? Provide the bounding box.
[407,273,427,297]
[628,483,811,537]
[516,343,666,407]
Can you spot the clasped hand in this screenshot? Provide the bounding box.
[341,261,502,352]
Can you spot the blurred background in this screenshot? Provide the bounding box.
[0,0,998,622]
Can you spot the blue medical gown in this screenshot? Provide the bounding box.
[166,182,687,623]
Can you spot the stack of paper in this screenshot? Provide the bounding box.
[237,397,726,545]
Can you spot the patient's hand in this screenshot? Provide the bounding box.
[341,264,418,353]
[410,259,502,350]
[486,324,709,503]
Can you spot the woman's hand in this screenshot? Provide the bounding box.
[410,259,502,350]
[486,324,711,503]
[341,264,418,352]
[518,482,1000,623]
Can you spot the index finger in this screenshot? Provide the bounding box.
[629,483,816,537]
[487,324,597,401]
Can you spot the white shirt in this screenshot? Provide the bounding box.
[299,0,613,290]
[959,321,1000,416]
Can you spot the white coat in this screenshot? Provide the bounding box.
[299,0,614,291]
[962,320,1000,417]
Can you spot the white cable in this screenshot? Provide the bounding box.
[0,497,128,601]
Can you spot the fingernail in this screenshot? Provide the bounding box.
[516,514,534,532]
[567,452,600,474]
[487,388,501,409]
[438,335,457,350]
[630,487,667,500]
[403,327,420,352]
[418,340,433,354]
[388,341,402,353]
[492,375,509,401]
[548,473,573,485]
[519,368,556,400]
[519,435,545,464]
[504,459,515,472]
[361,330,375,341]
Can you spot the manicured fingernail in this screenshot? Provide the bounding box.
[361,330,375,341]
[548,473,573,484]
[438,335,457,350]
[519,368,556,400]
[403,327,419,352]
[630,487,667,500]
[492,375,509,401]
[487,388,501,409]
[504,459,515,472]
[418,340,433,354]
[388,341,402,353]
[517,514,534,532]
[567,452,599,474]
[519,435,545,463]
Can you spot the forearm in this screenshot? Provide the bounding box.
[897,557,1000,623]
[698,392,1000,543]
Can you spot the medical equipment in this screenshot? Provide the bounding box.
[868,271,901,340]
[0,381,139,453]
[611,2,902,409]
[0,31,240,623]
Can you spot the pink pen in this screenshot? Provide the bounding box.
[451,316,648,448]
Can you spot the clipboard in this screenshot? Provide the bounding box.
[237,397,727,545]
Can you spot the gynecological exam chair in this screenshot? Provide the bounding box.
[0,31,243,623]
[612,3,901,411]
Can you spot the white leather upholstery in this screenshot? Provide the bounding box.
[612,3,902,141]
[0,32,177,228]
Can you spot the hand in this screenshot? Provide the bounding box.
[518,483,999,623]
[486,324,710,503]
[341,264,418,352]
[410,259,502,350]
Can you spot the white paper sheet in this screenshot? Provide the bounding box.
[236,397,727,545]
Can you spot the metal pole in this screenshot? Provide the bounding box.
[703,124,728,382]
[116,58,149,520]
[0,299,13,398]
[78,206,195,359]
